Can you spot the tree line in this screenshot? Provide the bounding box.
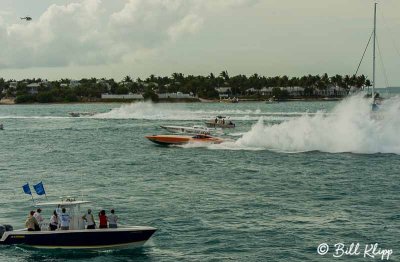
[0,72,370,103]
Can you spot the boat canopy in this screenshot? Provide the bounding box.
[35,200,91,207]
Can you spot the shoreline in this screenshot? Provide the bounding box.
[0,97,344,105]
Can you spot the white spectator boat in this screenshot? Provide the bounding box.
[0,198,156,250]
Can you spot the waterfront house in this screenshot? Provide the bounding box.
[157,92,195,99]
[26,83,40,95]
[69,80,81,88]
[215,87,231,98]
[9,82,17,90]
[280,86,305,96]
[101,93,144,100]
[314,85,348,96]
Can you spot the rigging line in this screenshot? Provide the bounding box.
[354,30,373,76]
[379,7,400,59]
[376,35,389,88]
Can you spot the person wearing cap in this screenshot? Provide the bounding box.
[82,209,96,229]
[107,209,118,228]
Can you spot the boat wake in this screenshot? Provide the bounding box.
[94,101,313,121]
[211,95,400,154]
[0,116,75,119]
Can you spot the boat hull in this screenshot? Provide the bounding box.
[205,122,235,128]
[0,227,156,250]
[146,135,223,145]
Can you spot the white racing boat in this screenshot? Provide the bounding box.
[160,125,211,135]
[0,197,156,250]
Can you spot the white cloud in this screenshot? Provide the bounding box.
[168,14,204,41]
[0,0,259,69]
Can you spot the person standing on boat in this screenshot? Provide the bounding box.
[108,209,118,228]
[49,210,58,231]
[98,210,108,229]
[60,208,70,230]
[33,208,43,230]
[55,204,62,228]
[25,210,40,231]
[82,209,96,229]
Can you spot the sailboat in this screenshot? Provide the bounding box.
[371,3,379,111]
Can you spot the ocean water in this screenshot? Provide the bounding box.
[0,96,399,261]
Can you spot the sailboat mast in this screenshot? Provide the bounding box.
[372,2,377,98]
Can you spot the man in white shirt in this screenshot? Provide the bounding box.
[60,208,70,230]
[108,209,118,228]
[82,209,96,229]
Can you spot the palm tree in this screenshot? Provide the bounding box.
[123,75,133,82]
[219,70,230,81]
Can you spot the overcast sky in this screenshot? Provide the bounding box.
[0,0,399,87]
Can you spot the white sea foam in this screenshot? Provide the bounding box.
[217,95,400,154]
[0,116,73,119]
[94,101,309,121]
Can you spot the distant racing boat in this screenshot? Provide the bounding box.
[69,112,96,117]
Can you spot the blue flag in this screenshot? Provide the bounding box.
[33,182,46,196]
[22,183,32,195]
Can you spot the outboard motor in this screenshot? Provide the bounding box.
[0,225,5,238]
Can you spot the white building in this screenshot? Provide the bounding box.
[157,92,195,99]
[9,82,17,90]
[215,87,231,98]
[26,83,40,95]
[314,86,347,96]
[280,86,305,96]
[69,80,81,88]
[101,93,144,100]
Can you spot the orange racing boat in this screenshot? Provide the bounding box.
[145,134,224,146]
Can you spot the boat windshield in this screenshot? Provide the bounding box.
[193,134,211,139]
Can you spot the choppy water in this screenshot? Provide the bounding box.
[0,96,399,261]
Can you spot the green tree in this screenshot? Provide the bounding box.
[143,88,159,102]
[123,75,133,82]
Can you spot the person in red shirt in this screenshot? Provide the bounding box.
[98,210,108,229]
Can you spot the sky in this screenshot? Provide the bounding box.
[0,0,399,87]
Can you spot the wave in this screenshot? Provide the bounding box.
[215,95,400,154]
[0,116,74,119]
[94,101,315,121]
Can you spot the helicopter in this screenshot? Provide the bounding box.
[20,16,32,21]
